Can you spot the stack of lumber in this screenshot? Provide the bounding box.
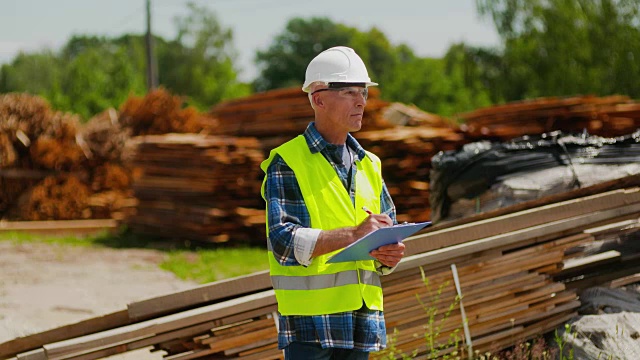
[375,181,640,357]
[207,87,392,140]
[458,95,640,141]
[125,133,266,244]
[5,177,639,360]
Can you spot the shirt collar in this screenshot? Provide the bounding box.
[302,122,367,161]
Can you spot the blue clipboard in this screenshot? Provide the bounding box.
[326,221,431,263]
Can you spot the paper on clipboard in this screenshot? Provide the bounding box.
[326,221,431,263]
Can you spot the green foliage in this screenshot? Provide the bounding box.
[4,2,640,121]
[0,51,62,98]
[254,17,354,91]
[58,40,147,118]
[383,44,493,117]
[159,2,250,109]
[254,17,494,117]
[476,0,640,101]
[161,247,267,283]
[0,2,249,120]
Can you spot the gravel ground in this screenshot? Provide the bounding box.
[0,241,198,359]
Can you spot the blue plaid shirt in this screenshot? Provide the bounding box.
[263,122,397,351]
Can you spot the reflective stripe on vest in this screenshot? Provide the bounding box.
[271,269,382,290]
[261,135,385,315]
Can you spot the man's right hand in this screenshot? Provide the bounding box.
[353,213,393,241]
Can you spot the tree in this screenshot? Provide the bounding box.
[254,17,496,117]
[476,0,640,100]
[159,2,250,109]
[381,44,493,117]
[254,17,354,92]
[58,44,147,118]
[0,51,63,103]
[0,3,249,119]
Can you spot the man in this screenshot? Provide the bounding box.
[261,46,405,360]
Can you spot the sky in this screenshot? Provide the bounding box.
[1,0,501,82]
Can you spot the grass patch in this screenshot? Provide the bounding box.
[0,230,106,247]
[0,227,269,284]
[161,247,268,283]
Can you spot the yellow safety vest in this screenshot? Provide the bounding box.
[261,135,385,316]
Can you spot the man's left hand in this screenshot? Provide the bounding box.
[370,242,405,267]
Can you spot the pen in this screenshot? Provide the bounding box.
[362,206,373,215]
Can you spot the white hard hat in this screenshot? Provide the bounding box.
[302,46,378,93]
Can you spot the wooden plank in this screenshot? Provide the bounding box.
[127,270,271,320]
[469,295,579,338]
[584,219,640,236]
[162,347,219,360]
[0,311,129,359]
[224,336,277,356]
[204,319,271,342]
[236,341,279,357]
[208,327,276,352]
[219,304,277,326]
[607,273,640,288]
[62,345,127,360]
[398,202,640,273]
[0,219,118,236]
[127,321,218,350]
[405,188,640,256]
[562,250,621,271]
[42,291,275,360]
[236,347,283,360]
[15,349,46,360]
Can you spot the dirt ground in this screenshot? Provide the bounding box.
[0,240,198,359]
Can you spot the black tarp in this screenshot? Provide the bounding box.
[430,130,640,223]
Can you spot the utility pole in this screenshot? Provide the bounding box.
[145,0,158,91]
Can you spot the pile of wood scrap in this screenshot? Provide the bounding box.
[125,133,266,244]
[458,95,640,141]
[5,176,639,360]
[0,93,92,220]
[118,88,205,136]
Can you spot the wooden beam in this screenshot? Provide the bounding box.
[127,270,271,320]
[42,291,275,360]
[405,188,640,256]
[0,220,118,236]
[399,202,640,272]
[0,311,129,359]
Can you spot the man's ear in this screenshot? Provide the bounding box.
[312,93,324,108]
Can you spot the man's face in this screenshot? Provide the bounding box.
[316,86,368,133]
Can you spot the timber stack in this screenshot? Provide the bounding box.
[124,133,266,244]
[3,175,639,359]
[458,94,640,141]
